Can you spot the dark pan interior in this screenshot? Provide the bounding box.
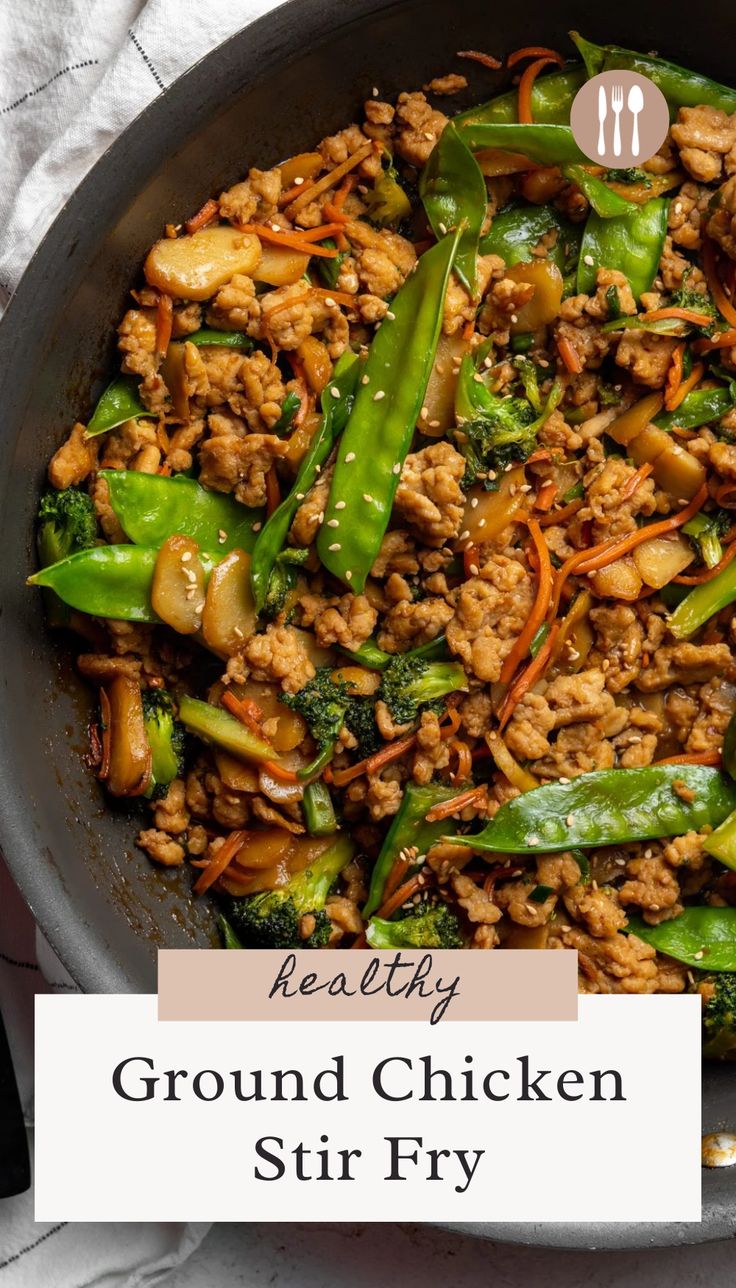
[0,0,733,1246]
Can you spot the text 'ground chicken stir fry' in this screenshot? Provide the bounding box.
[31,31,736,1051]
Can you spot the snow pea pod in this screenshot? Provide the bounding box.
[341,634,450,671]
[479,202,582,273]
[571,31,736,116]
[453,65,585,128]
[654,385,736,432]
[704,810,736,871]
[419,121,487,292]
[86,376,155,437]
[668,559,736,639]
[625,908,736,972]
[100,470,263,555]
[250,351,359,612]
[364,782,459,918]
[28,545,215,622]
[452,766,736,854]
[456,123,586,167]
[183,328,253,350]
[562,164,634,218]
[577,198,669,300]
[318,231,459,592]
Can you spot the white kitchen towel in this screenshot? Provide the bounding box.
[0,0,280,1281]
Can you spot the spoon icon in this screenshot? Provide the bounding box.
[628,83,644,157]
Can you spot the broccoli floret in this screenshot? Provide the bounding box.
[605,166,652,186]
[281,667,350,776]
[222,838,352,948]
[263,547,309,620]
[141,689,185,799]
[367,902,463,949]
[378,656,467,727]
[670,270,716,324]
[363,159,411,229]
[683,509,731,569]
[37,487,96,568]
[455,353,562,483]
[699,973,736,1059]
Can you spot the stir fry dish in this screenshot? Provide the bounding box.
[30,32,736,1049]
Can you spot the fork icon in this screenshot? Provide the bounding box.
[611,83,624,157]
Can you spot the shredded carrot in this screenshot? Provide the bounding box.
[557,335,583,374]
[525,447,552,465]
[238,222,339,257]
[184,198,219,235]
[194,829,248,895]
[664,342,685,411]
[155,293,173,355]
[375,874,428,921]
[538,497,583,528]
[425,785,487,821]
[702,237,736,329]
[642,307,715,327]
[654,751,723,766]
[265,466,281,517]
[497,623,560,730]
[518,56,560,124]
[673,538,736,584]
[500,518,552,684]
[330,707,460,788]
[261,759,300,783]
[282,221,346,243]
[534,479,558,511]
[666,361,705,413]
[462,317,476,341]
[620,460,654,502]
[507,45,565,68]
[321,201,351,226]
[310,286,359,309]
[693,327,736,354]
[221,690,270,741]
[383,851,414,902]
[457,49,503,70]
[332,174,358,211]
[448,738,472,785]
[715,479,736,509]
[284,141,375,216]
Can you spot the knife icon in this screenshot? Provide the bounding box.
[597,85,607,157]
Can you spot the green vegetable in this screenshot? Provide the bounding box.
[511,333,535,354]
[452,766,736,854]
[317,239,347,290]
[668,559,736,639]
[456,351,562,478]
[364,157,412,229]
[218,915,245,949]
[341,634,451,671]
[601,315,692,337]
[571,31,736,116]
[36,487,97,626]
[703,809,736,870]
[529,883,555,904]
[529,624,549,658]
[250,351,359,612]
[605,167,652,187]
[281,667,352,780]
[142,689,185,800]
[222,836,354,948]
[184,328,253,350]
[577,198,669,301]
[670,272,716,323]
[562,480,585,502]
[378,656,467,726]
[262,547,309,620]
[318,231,459,591]
[625,908,736,972]
[699,974,736,1058]
[271,390,302,435]
[479,202,582,278]
[303,780,338,836]
[29,546,159,621]
[366,903,463,949]
[454,66,585,128]
[87,376,155,437]
[683,509,731,569]
[100,470,263,555]
[457,122,586,167]
[563,164,634,218]
[654,385,736,432]
[420,121,487,291]
[178,695,274,763]
[364,782,460,918]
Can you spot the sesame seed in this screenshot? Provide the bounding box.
[538,358,549,368]
[459,529,470,542]
[694,950,704,960]
[559,776,570,785]
[420,406,429,419]
[271,222,281,232]
[181,551,192,562]
[217,529,227,543]
[426,132,437,142]
[363,493,373,503]
[428,419,440,428]
[345,451,356,463]
[519,483,532,493]
[372,86,379,96]
[251,521,262,532]
[566,814,575,827]
[195,601,205,613]
[438,221,448,235]
[185,569,197,584]
[295,492,305,501]
[510,313,518,324]
[315,463,321,473]
[324,296,336,308]
[327,518,340,528]
[583,253,595,267]
[345,569,353,580]
[335,500,346,510]
[469,563,479,575]
[330,386,340,398]
[234,626,244,639]
[527,834,540,846]
[316,511,324,524]
[373,390,385,401]
[470,497,479,509]
[294,176,305,186]
[487,470,497,481]
[386,310,396,320]
[473,372,484,384]
[644,848,653,859]
[361,373,370,386]
[392,462,401,474]
[328,542,342,552]
[478,518,486,528]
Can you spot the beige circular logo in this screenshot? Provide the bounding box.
[570,71,669,168]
